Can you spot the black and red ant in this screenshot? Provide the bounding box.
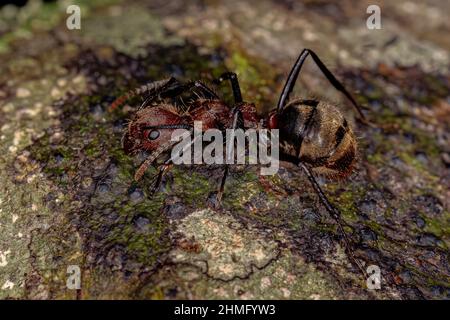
[110,49,369,276]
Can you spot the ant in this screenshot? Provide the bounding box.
[110,49,370,276]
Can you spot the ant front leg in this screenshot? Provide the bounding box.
[133,158,172,198]
[148,159,173,195]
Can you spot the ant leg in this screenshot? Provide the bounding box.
[135,156,156,182]
[133,159,172,198]
[287,103,366,275]
[212,107,244,208]
[277,49,367,123]
[134,138,181,181]
[213,72,243,104]
[298,162,367,277]
[149,160,173,195]
[210,73,245,207]
[214,166,229,207]
[191,81,220,100]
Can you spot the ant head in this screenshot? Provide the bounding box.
[122,105,189,156]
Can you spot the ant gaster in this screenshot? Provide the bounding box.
[110,49,369,276]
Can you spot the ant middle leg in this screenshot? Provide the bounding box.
[209,106,244,209]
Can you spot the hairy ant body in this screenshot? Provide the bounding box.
[110,49,369,275]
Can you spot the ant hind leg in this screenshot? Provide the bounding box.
[277,48,368,124]
[298,162,368,277]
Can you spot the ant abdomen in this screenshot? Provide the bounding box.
[278,99,357,179]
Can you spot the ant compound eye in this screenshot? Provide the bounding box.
[148,130,160,140]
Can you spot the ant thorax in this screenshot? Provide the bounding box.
[170,121,280,176]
